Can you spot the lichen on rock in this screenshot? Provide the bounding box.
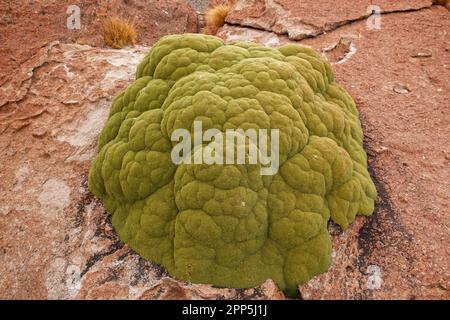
[88,33,376,297]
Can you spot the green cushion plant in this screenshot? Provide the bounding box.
[89,34,376,297]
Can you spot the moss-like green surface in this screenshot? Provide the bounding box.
[89,34,376,297]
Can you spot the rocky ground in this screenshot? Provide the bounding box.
[0,0,198,86]
[0,0,448,299]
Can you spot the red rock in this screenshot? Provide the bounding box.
[0,0,198,84]
[226,0,432,40]
[220,4,450,299]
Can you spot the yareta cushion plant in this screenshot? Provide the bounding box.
[89,34,377,297]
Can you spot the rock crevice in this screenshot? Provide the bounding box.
[225,0,434,40]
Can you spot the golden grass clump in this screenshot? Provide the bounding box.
[204,1,236,35]
[103,17,137,49]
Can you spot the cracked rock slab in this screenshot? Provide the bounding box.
[226,0,433,40]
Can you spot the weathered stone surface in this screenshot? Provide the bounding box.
[226,0,433,40]
[186,0,210,12]
[217,24,289,46]
[0,0,198,84]
[0,42,285,300]
[220,5,450,299]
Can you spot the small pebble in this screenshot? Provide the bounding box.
[32,127,47,137]
[411,51,432,58]
[393,84,410,94]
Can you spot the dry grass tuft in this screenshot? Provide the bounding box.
[204,1,237,35]
[103,17,137,49]
[204,5,231,35]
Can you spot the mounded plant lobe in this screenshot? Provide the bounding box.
[88,34,376,296]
